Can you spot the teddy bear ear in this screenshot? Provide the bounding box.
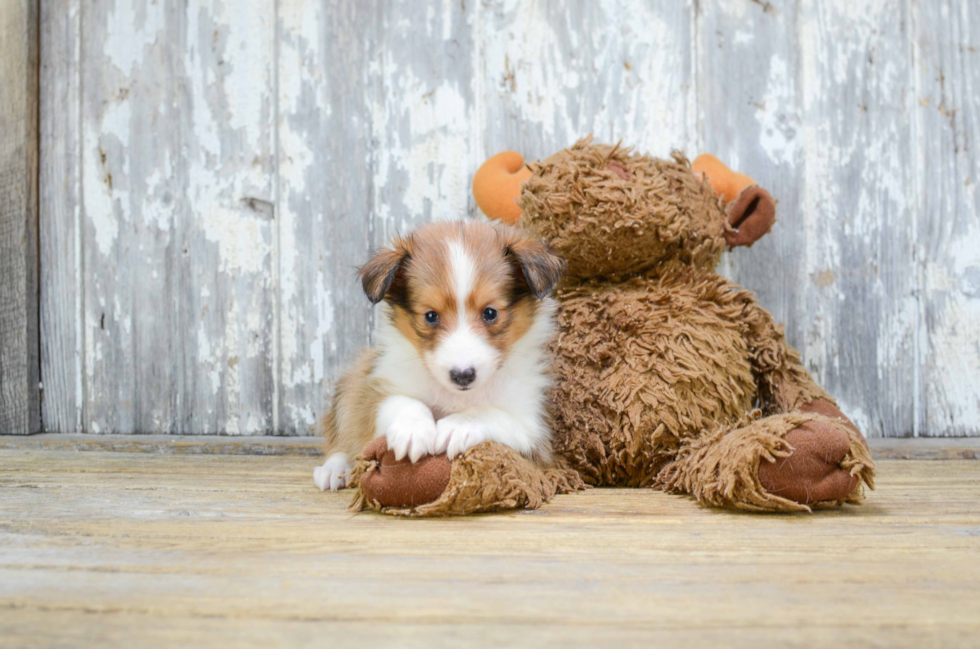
[505,237,566,299]
[724,186,776,247]
[692,154,777,247]
[358,239,411,304]
[473,151,532,223]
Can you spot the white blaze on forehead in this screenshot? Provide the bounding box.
[448,240,475,320]
[426,238,500,392]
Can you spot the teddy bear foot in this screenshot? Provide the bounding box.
[758,402,874,506]
[356,437,452,509]
[758,421,859,505]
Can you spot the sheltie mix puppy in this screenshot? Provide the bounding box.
[313,220,565,491]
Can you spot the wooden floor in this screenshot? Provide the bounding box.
[1,447,979,648]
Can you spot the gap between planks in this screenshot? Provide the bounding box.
[0,433,977,460]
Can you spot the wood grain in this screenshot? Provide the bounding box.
[371,0,478,242]
[796,0,918,437]
[76,0,176,433]
[36,0,980,436]
[38,0,81,434]
[275,0,378,434]
[0,0,40,435]
[59,0,280,434]
[699,0,805,354]
[171,0,278,435]
[913,0,980,435]
[1,449,978,647]
[481,0,697,164]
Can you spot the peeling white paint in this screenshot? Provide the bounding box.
[82,124,119,257]
[201,206,269,275]
[482,2,578,140]
[197,321,220,396]
[104,0,164,74]
[926,294,980,429]
[756,56,800,166]
[924,226,980,430]
[220,8,272,151]
[311,287,334,386]
[289,403,316,430]
[371,62,473,236]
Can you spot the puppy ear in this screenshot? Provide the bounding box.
[359,242,410,304]
[506,236,566,299]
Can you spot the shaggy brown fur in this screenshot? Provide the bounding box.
[520,144,728,281]
[346,137,874,515]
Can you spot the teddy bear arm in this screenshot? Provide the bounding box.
[742,301,871,439]
[741,300,834,415]
[747,323,872,452]
[347,438,584,517]
[758,343,834,415]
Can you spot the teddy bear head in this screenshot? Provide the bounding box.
[472,137,775,282]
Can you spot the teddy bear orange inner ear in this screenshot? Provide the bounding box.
[692,153,757,204]
[472,151,532,223]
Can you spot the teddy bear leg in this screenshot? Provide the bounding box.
[656,412,874,512]
[347,438,584,517]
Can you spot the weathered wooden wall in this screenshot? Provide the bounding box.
[1,0,40,435]
[37,0,980,436]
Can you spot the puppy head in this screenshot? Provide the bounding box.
[360,221,564,393]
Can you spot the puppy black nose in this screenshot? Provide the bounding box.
[450,367,476,387]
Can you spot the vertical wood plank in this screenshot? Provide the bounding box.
[78,0,176,432]
[76,0,276,433]
[914,0,980,436]
[276,0,378,434]
[797,0,917,437]
[0,0,41,435]
[39,0,82,433]
[174,0,277,434]
[698,1,805,350]
[370,0,481,246]
[480,0,697,171]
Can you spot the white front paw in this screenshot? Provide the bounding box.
[435,414,489,459]
[313,453,351,492]
[386,403,438,463]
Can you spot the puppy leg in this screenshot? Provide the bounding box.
[313,452,351,492]
[377,395,438,463]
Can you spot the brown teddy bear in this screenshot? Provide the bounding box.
[346,137,874,515]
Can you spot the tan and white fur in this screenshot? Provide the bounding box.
[313,220,565,491]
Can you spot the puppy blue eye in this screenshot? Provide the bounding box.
[482,307,498,323]
[424,311,439,326]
